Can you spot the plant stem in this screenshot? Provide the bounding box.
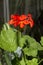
[22,50,27,65]
[0,49,4,65]
[38,59,43,65]
[4,52,12,65]
[16,31,19,46]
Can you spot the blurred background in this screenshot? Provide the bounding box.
[0,0,43,22]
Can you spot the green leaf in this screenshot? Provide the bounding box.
[23,47,37,57]
[40,36,43,46]
[26,58,38,65]
[19,36,26,47]
[19,35,38,48]
[19,35,43,56]
[20,58,25,65]
[0,24,17,52]
[0,36,1,47]
[20,58,38,65]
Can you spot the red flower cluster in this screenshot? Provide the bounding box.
[8,14,34,28]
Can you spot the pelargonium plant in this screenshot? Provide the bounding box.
[0,14,43,65]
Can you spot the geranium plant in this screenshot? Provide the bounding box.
[0,14,43,65]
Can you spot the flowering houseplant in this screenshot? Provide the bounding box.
[0,14,43,65]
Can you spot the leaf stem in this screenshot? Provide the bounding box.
[4,52,12,65]
[38,59,43,64]
[22,50,27,65]
[16,31,19,46]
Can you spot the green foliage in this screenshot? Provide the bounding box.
[19,35,43,56]
[23,47,37,57]
[40,36,43,46]
[13,57,38,65]
[0,23,43,65]
[12,57,38,65]
[0,24,17,52]
[26,58,38,65]
[19,35,43,49]
[20,58,25,65]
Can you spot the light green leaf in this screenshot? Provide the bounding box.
[20,58,38,65]
[20,35,43,50]
[40,36,43,46]
[19,36,26,47]
[23,47,37,57]
[0,24,17,52]
[26,58,38,65]
[20,35,43,56]
[20,58,25,65]
[19,35,38,48]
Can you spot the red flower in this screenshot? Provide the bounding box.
[19,21,25,28]
[27,14,32,17]
[8,19,19,27]
[19,15,27,20]
[27,20,34,28]
[8,14,34,28]
[8,14,19,27]
[8,19,14,25]
[27,14,34,28]
[18,15,29,28]
[11,14,19,20]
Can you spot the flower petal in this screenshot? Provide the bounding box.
[19,15,27,20]
[19,23,25,28]
[8,19,14,25]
